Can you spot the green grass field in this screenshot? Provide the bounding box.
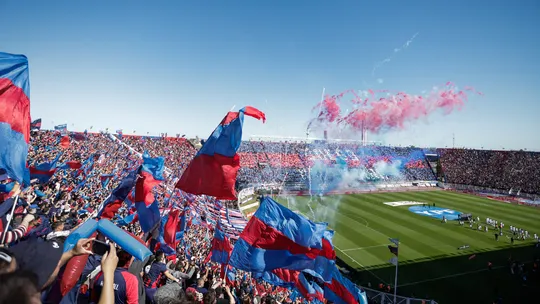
[275,190,540,304]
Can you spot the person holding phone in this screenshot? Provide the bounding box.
[91,244,140,304]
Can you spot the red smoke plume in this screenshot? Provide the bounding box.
[312,83,482,133]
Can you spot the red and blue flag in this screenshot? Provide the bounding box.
[97,171,137,219]
[135,199,160,233]
[30,118,41,130]
[175,106,265,200]
[60,161,82,170]
[99,174,114,188]
[0,52,31,184]
[54,124,67,135]
[134,153,164,232]
[229,196,336,281]
[29,153,62,184]
[253,269,299,288]
[135,152,164,207]
[211,222,233,265]
[324,266,368,304]
[296,272,325,303]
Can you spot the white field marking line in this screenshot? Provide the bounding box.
[399,264,508,287]
[335,246,388,284]
[342,244,389,252]
[350,213,390,239]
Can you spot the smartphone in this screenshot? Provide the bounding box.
[92,239,110,256]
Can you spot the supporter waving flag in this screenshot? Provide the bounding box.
[29,153,62,184]
[30,118,41,130]
[296,272,324,303]
[229,196,336,282]
[176,106,265,200]
[135,152,164,206]
[54,124,67,135]
[324,266,368,304]
[135,199,160,233]
[211,221,233,265]
[134,153,164,232]
[59,161,82,170]
[99,174,113,188]
[253,269,299,288]
[97,171,137,219]
[163,208,180,248]
[0,52,31,184]
[175,206,188,238]
[60,135,70,149]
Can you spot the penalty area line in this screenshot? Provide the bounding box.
[342,244,390,252]
[335,246,388,284]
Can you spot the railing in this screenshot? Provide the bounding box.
[362,287,438,304]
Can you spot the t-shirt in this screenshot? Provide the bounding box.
[144,262,167,289]
[92,268,139,304]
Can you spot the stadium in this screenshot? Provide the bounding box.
[237,138,540,303]
[1,2,539,304]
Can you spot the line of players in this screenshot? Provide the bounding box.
[457,216,539,243]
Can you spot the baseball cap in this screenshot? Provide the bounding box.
[10,237,64,288]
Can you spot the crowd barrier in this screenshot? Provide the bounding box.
[361,286,438,304]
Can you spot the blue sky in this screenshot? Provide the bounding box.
[2,0,539,150]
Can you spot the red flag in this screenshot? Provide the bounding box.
[60,136,70,149]
[243,106,266,122]
[164,209,180,248]
[135,171,161,206]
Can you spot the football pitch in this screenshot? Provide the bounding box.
[276,190,540,304]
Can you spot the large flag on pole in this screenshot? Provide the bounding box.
[229,196,336,281]
[175,106,265,200]
[0,52,31,184]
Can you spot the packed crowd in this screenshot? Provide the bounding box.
[7,131,540,304]
[439,148,540,195]
[0,130,267,304]
[121,135,197,179]
[237,141,435,189]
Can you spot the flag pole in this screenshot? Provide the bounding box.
[394,242,399,303]
[1,195,20,244]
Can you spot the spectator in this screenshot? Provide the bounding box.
[91,248,140,304]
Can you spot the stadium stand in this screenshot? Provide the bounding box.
[439,148,540,195]
[237,140,436,190]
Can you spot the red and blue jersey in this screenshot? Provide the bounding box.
[92,268,139,304]
[143,262,168,289]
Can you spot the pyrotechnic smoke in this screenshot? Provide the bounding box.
[310,83,482,134]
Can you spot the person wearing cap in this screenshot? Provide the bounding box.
[9,237,93,290]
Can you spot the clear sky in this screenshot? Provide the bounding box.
[2,0,539,150]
